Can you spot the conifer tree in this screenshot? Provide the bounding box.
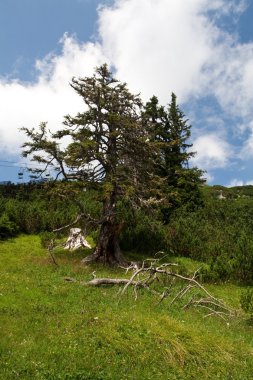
[22,65,152,264]
[144,93,204,222]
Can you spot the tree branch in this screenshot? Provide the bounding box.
[73,258,236,320]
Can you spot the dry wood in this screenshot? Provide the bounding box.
[64,228,91,250]
[86,278,139,286]
[53,214,85,233]
[48,239,58,266]
[78,257,235,320]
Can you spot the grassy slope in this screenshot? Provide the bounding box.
[0,236,253,380]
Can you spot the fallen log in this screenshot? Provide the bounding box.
[86,278,138,286]
[64,258,236,321]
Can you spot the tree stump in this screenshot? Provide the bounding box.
[64,228,91,250]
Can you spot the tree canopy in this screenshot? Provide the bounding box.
[22,65,154,263]
[22,64,203,263]
[144,93,204,222]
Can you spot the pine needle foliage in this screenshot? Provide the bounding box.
[21,65,153,263]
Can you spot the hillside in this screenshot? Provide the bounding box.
[0,235,253,380]
[202,184,253,199]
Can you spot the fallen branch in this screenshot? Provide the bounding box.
[86,278,138,286]
[77,258,236,320]
[48,239,58,266]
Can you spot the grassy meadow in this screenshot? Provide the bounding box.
[0,235,253,380]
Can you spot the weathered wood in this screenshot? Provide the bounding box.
[85,278,138,286]
[53,214,84,232]
[80,259,235,320]
[64,228,91,250]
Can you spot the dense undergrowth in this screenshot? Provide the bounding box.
[0,235,253,380]
[2,182,253,284]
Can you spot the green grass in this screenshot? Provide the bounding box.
[0,235,253,379]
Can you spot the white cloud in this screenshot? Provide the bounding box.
[237,120,253,158]
[98,0,251,106]
[227,178,253,187]
[0,35,107,155]
[204,172,214,184]
[98,0,223,103]
[192,134,231,169]
[210,43,253,118]
[97,0,253,174]
[1,0,253,182]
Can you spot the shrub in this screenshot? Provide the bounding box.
[0,213,19,239]
[164,199,253,284]
[120,212,166,254]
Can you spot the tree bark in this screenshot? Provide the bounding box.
[81,192,125,265]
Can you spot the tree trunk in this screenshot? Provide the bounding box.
[81,192,125,265]
[93,222,123,264]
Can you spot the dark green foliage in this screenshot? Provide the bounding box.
[21,65,154,263]
[0,182,100,235]
[0,213,19,239]
[120,211,166,254]
[1,180,253,284]
[144,94,204,222]
[1,179,253,285]
[2,197,75,234]
[165,194,253,284]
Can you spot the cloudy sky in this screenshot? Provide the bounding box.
[1,0,253,186]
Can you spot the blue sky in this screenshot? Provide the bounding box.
[0,0,101,80]
[0,0,253,186]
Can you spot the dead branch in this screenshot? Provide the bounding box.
[85,278,139,286]
[48,239,58,266]
[53,214,85,232]
[80,257,236,320]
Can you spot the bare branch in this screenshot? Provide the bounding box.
[79,257,236,320]
[53,214,85,232]
[85,278,138,286]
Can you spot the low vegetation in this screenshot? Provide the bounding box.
[2,182,253,284]
[0,235,253,380]
[1,66,253,379]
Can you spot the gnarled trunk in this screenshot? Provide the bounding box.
[81,192,125,265]
[92,221,123,264]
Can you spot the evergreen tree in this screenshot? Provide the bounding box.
[145,93,204,222]
[22,65,152,264]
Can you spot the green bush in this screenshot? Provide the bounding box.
[164,198,253,284]
[120,212,166,254]
[2,182,253,285]
[0,213,19,239]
